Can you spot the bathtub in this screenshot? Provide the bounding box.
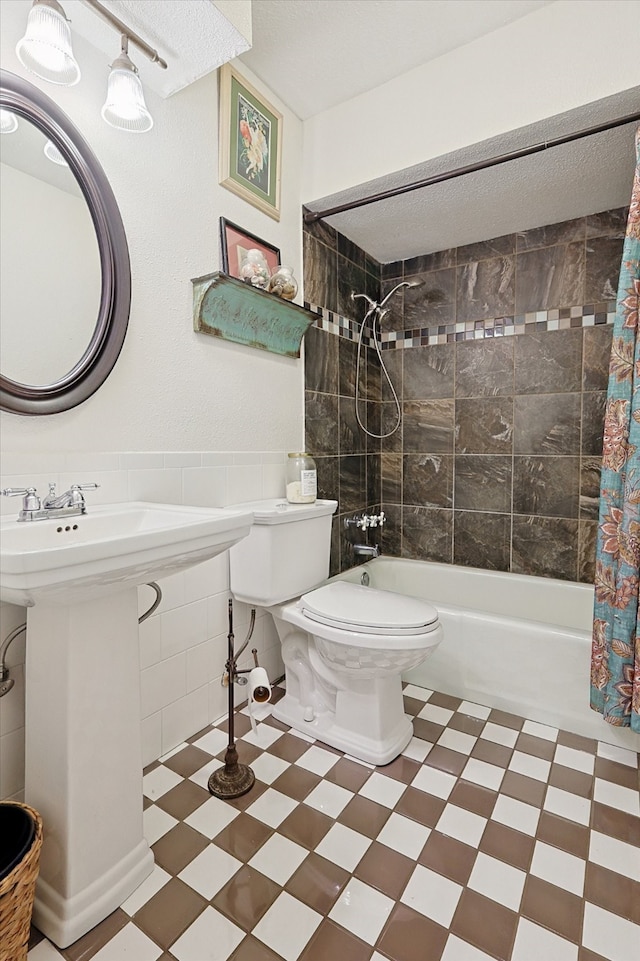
[334,557,640,752]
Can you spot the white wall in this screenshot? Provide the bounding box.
[0,3,306,453]
[303,0,640,203]
[0,4,303,798]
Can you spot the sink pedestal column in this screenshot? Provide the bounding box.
[25,587,154,948]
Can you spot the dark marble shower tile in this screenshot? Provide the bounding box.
[455,338,514,398]
[381,402,403,453]
[403,268,456,329]
[580,457,601,520]
[303,207,337,248]
[582,391,607,456]
[403,343,455,400]
[514,329,583,394]
[337,257,373,322]
[516,218,585,250]
[585,236,624,302]
[402,506,453,563]
[339,521,363,571]
[304,324,339,394]
[403,454,453,508]
[457,256,515,323]
[405,249,456,274]
[512,456,580,518]
[578,519,598,584]
[381,349,403,403]
[583,325,613,392]
[339,455,367,513]
[379,278,405,330]
[457,233,516,264]
[305,391,339,455]
[515,243,585,312]
[365,402,382,453]
[330,516,341,576]
[303,232,338,312]
[366,454,381,507]
[403,399,455,453]
[586,207,629,239]
[381,260,404,280]
[339,395,366,454]
[365,350,382,403]
[338,337,366,398]
[381,502,402,556]
[381,453,403,503]
[315,456,339,504]
[455,397,513,454]
[364,251,381,281]
[338,232,366,270]
[513,393,581,454]
[454,511,511,571]
[511,515,578,581]
[454,455,512,513]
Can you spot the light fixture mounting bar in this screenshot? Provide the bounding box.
[81,0,168,69]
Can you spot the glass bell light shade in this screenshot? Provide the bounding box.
[101,52,153,133]
[44,139,68,166]
[0,109,19,134]
[16,0,80,86]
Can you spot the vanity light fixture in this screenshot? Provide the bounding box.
[0,108,19,133]
[101,36,152,133]
[15,0,167,134]
[44,138,69,165]
[16,0,81,86]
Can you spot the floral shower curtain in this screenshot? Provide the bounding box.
[590,128,640,732]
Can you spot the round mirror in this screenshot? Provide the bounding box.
[0,70,131,415]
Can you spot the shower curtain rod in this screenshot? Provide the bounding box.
[303,111,640,225]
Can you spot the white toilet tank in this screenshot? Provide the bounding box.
[229,499,338,606]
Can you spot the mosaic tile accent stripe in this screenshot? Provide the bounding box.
[304,301,617,349]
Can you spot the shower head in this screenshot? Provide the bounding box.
[379,278,423,309]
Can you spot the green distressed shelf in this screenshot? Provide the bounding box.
[192,271,316,358]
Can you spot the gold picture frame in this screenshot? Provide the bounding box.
[219,64,282,222]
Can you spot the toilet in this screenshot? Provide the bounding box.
[229,498,443,765]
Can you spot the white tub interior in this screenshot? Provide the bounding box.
[334,558,640,753]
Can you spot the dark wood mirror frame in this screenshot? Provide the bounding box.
[0,69,131,415]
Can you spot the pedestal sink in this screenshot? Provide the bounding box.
[0,501,253,948]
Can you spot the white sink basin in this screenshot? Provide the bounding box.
[0,501,254,606]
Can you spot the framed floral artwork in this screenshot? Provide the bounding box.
[219,218,280,280]
[219,64,282,221]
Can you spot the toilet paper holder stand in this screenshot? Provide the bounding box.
[208,599,270,800]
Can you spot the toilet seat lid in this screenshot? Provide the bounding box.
[300,581,439,636]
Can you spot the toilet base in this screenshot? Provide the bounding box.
[273,683,414,766]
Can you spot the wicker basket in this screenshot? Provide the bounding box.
[0,802,43,961]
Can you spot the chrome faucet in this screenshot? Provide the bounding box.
[1,483,100,521]
[353,543,380,559]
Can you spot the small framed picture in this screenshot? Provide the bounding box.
[219,218,281,280]
[218,63,282,221]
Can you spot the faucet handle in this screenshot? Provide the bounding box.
[71,483,100,491]
[1,487,41,511]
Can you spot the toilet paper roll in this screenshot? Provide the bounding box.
[249,667,271,704]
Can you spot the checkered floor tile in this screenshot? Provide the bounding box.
[29,685,640,961]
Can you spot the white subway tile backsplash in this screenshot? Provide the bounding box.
[187,640,216,693]
[226,466,263,505]
[261,452,287,465]
[164,453,202,468]
[139,616,162,671]
[208,592,233,639]
[57,470,129,505]
[120,453,165,470]
[262,463,286,499]
[128,468,182,504]
[141,653,187,718]
[209,676,228,724]
[160,600,208,660]
[183,554,229,604]
[182,467,227,507]
[64,452,121,472]
[141,713,162,768]
[162,687,209,755]
[233,453,262,465]
[202,453,234,467]
[0,451,67,475]
[153,572,186,613]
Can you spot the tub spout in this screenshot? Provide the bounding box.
[353,543,380,559]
